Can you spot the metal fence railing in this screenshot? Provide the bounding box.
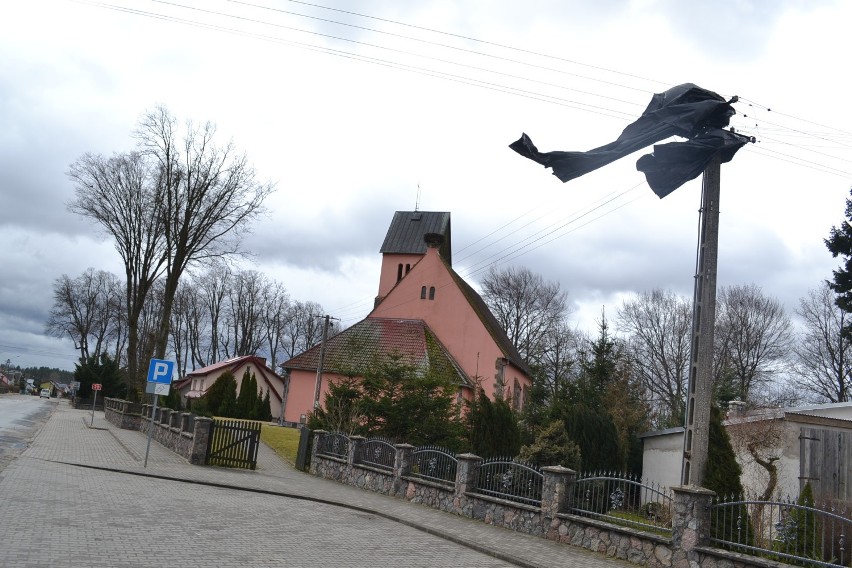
[570,472,673,535]
[711,494,852,568]
[355,438,396,471]
[316,432,350,459]
[474,457,543,506]
[409,446,457,485]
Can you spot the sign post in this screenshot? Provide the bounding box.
[90,383,102,426]
[143,359,174,468]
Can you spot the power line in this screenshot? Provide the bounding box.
[262,0,671,88]
[69,0,852,327]
[225,0,665,95]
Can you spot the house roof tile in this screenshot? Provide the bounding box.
[282,318,471,386]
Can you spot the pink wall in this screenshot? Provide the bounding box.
[284,369,322,424]
[377,253,424,300]
[370,246,531,401]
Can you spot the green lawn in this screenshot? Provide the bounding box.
[260,423,302,464]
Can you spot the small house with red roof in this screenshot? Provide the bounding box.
[176,355,285,420]
[280,211,532,425]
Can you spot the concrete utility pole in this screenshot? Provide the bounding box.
[681,153,721,486]
[312,315,333,409]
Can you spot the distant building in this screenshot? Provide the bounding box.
[280,211,532,425]
[176,355,285,419]
[641,401,852,500]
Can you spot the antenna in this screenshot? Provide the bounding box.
[415,183,421,212]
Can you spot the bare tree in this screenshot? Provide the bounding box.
[168,282,195,378]
[196,264,231,365]
[536,321,581,402]
[261,281,291,370]
[68,152,167,392]
[223,270,268,358]
[715,284,793,402]
[282,301,328,360]
[46,269,122,361]
[134,106,275,361]
[727,412,785,543]
[617,289,692,428]
[480,266,570,365]
[793,282,852,402]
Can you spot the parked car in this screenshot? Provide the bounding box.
[40,389,50,398]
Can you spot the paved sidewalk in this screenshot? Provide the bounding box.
[5,402,632,568]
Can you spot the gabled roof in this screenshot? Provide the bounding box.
[187,355,270,377]
[380,211,452,265]
[282,318,471,387]
[184,355,283,402]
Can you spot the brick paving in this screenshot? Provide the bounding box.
[0,399,632,568]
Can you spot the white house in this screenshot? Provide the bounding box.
[641,401,852,500]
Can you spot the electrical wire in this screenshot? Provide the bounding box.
[63,0,852,328]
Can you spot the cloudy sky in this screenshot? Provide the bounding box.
[1,0,850,371]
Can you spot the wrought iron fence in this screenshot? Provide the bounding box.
[409,446,457,485]
[711,494,852,567]
[475,457,543,506]
[355,438,396,471]
[316,432,350,459]
[570,472,673,535]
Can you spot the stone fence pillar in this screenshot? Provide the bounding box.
[393,444,414,495]
[349,436,365,466]
[189,417,213,465]
[541,466,575,520]
[180,413,191,433]
[455,453,481,497]
[671,485,715,565]
[394,444,414,477]
[309,430,327,474]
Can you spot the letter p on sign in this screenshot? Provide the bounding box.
[147,359,174,385]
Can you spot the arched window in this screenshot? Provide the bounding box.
[421,286,427,299]
[396,263,403,282]
[405,263,411,274]
[429,286,436,300]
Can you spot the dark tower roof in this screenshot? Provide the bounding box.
[379,211,452,266]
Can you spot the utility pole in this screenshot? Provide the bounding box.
[312,315,335,409]
[681,153,721,486]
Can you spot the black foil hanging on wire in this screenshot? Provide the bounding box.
[509,83,753,197]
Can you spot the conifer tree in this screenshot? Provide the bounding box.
[826,186,852,337]
[259,388,273,421]
[236,369,259,419]
[704,405,753,546]
[205,371,238,417]
[518,420,581,469]
[467,388,520,458]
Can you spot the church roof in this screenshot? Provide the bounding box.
[282,318,471,387]
[379,211,452,265]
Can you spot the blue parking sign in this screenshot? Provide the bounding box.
[146,359,174,384]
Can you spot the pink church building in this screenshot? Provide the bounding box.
[280,211,532,425]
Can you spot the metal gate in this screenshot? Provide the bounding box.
[206,419,261,470]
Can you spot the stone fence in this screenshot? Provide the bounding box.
[310,431,794,568]
[104,397,213,465]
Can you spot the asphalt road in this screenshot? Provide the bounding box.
[0,394,55,473]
